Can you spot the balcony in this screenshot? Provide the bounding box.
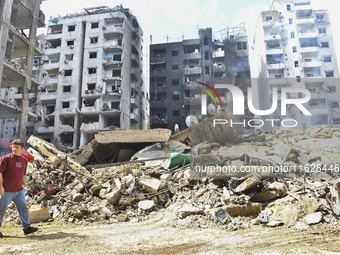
[44,62,59,70]
[37,126,55,133]
[103,27,124,37]
[130,97,140,106]
[184,52,201,60]
[296,17,315,25]
[304,76,324,83]
[130,112,138,121]
[213,51,224,58]
[40,91,57,101]
[267,63,285,69]
[302,61,322,68]
[311,91,327,100]
[269,78,288,87]
[265,48,284,55]
[185,66,201,75]
[264,34,281,41]
[80,122,100,132]
[300,47,319,54]
[59,125,75,133]
[298,32,317,38]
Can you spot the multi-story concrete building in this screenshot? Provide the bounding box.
[38,5,147,151]
[0,0,45,153]
[150,25,252,133]
[251,0,340,129]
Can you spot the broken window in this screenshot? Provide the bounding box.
[87,83,96,90]
[319,28,326,34]
[90,37,98,44]
[294,61,299,67]
[292,46,297,52]
[63,86,71,92]
[205,51,209,60]
[153,48,166,57]
[237,42,247,50]
[296,76,301,82]
[323,56,331,62]
[330,102,339,108]
[325,71,334,77]
[205,66,209,75]
[287,5,291,11]
[172,92,180,101]
[172,65,179,71]
[65,54,73,61]
[316,14,324,22]
[172,110,180,116]
[299,38,318,47]
[91,22,99,29]
[267,41,280,49]
[172,50,178,56]
[289,18,293,24]
[328,86,336,92]
[204,36,209,45]
[62,102,70,108]
[89,52,97,59]
[113,53,122,61]
[64,70,72,76]
[172,79,179,86]
[88,68,96,74]
[112,69,121,77]
[68,25,75,32]
[67,40,74,46]
[290,32,295,39]
[266,16,273,21]
[320,42,329,48]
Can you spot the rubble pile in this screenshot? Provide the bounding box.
[2,123,339,232]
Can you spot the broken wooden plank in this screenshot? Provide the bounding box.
[94,129,172,144]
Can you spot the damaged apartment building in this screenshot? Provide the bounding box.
[2,5,148,152]
[0,0,45,154]
[251,0,340,129]
[149,25,252,133]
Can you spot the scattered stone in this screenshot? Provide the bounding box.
[304,212,323,225]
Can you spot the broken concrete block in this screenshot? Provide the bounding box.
[138,200,155,210]
[225,203,262,217]
[17,206,50,224]
[304,212,323,225]
[184,169,200,181]
[177,205,204,219]
[139,178,161,193]
[105,189,121,205]
[72,193,83,203]
[90,184,103,194]
[116,214,128,222]
[266,220,284,227]
[234,173,261,193]
[121,174,134,187]
[95,129,172,144]
[195,187,208,198]
[160,174,171,181]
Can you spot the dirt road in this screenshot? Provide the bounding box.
[1,212,340,255]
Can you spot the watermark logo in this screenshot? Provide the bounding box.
[200,84,311,116]
[197,81,222,115]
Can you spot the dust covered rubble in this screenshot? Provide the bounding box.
[3,127,339,232]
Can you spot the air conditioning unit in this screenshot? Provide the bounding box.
[59,71,64,75]
[102,26,106,30]
[70,45,74,49]
[64,60,68,64]
[85,90,89,94]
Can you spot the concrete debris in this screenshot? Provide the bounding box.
[1,124,337,231]
[303,212,323,225]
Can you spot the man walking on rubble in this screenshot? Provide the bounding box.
[0,139,38,237]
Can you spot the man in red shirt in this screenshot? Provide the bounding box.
[0,139,38,237]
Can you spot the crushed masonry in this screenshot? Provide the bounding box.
[1,122,339,231]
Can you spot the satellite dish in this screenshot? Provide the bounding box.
[185,115,198,127]
[216,105,221,114]
[207,103,216,115]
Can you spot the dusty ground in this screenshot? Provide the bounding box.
[1,211,340,255]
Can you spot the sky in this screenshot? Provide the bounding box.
[39,0,340,61]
